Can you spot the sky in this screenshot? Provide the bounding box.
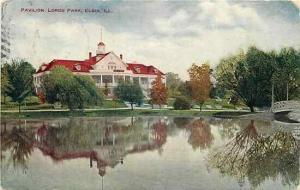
[2,0,300,79]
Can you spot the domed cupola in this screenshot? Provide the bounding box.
[96,29,106,55]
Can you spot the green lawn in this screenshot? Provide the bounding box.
[1,95,250,119]
[99,99,127,108]
[1,97,127,110]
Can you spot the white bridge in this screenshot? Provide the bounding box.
[271,101,300,113]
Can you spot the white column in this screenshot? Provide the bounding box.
[100,75,102,87]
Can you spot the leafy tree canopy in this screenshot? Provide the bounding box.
[216,46,300,112]
[114,80,143,110]
[150,75,168,108]
[188,62,212,111]
[5,59,35,112]
[41,66,103,111]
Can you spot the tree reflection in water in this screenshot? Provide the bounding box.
[173,118,214,150]
[209,120,299,188]
[187,119,214,150]
[1,121,35,172]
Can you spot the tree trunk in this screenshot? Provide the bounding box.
[90,156,93,168]
[199,104,202,111]
[131,103,133,110]
[18,103,21,114]
[250,106,255,112]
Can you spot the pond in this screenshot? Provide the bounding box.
[1,117,299,190]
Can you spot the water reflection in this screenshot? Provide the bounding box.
[1,120,35,172]
[187,119,214,150]
[1,118,169,178]
[1,117,299,190]
[209,120,300,188]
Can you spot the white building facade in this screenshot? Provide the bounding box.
[33,39,165,98]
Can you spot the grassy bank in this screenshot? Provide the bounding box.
[0,109,247,119]
[1,99,127,111]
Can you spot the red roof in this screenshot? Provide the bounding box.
[36,53,164,76]
[36,53,110,73]
[127,62,165,75]
[36,59,92,73]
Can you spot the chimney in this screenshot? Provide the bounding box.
[89,52,92,59]
[120,54,123,60]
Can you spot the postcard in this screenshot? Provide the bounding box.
[1,1,300,190]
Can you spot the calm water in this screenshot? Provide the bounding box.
[1,117,299,190]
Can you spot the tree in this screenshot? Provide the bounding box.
[216,47,275,112]
[114,81,143,110]
[235,47,275,112]
[150,75,168,108]
[272,48,300,101]
[216,50,244,93]
[41,66,103,111]
[74,75,104,106]
[1,63,10,103]
[188,62,212,111]
[177,81,192,98]
[166,72,182,97]
[5,60,35,113]
[210,84,226,99]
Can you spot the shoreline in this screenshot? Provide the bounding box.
[1,109,298,124]
[0,109,249,119]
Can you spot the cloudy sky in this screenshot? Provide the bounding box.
[2,0,300,79]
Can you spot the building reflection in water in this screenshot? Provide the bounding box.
[1,118,168,178]
[1,117,299,190]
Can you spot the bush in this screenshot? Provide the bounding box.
[173,97,191,110]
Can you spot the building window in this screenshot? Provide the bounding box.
[125,76,130,82]
[92,75,101,84]
[102,75,113,83]
[141,77,148,85]
[114,75,124,83]
[108,66,117,70]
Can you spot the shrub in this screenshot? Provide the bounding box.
[173,97,191,110]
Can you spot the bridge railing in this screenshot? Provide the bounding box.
[271,101,300,113]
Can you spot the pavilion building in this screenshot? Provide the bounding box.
[33,36,165,97]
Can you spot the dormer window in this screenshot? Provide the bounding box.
[135,67,141,73]
[41,66,46,71]
[75,64,81,71]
